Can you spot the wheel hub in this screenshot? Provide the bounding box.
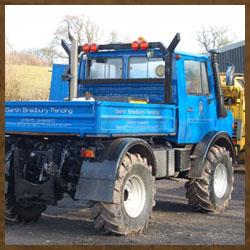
[123,174,146,218]
[213,163,228,198]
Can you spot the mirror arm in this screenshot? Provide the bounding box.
[207,90,233,104]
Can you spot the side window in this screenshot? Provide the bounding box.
[129,57,147,78]
[184,60,201,95]
[184,60,210,96]
[201,62,210,96]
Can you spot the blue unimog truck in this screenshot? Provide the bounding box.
[5,31,236,235]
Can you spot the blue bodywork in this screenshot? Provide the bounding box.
[5,101,176,137]
[5,48,233,144]
[49,64,69,101]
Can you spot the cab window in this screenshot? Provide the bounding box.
[184,60,210,96]
[87,58,123,79]
[129,57,164,78]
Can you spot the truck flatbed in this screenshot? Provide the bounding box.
[5,101,176,137]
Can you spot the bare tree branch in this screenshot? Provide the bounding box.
[196,25,236,52]
[5,36,13,52]
[45,14,104,61]
[39,14,131,62]
[106,30,132,43]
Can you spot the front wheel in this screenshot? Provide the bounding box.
[90,152,155,235]
[185,145,234,212]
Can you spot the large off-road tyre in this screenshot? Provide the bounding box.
[185,145,234,213]
[5,144,47,224]
[90,152,155,235]
[5,180,47,224]
[5,159,47,225]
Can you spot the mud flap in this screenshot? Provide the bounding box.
[74,160,117,202]
[15,177,56,205]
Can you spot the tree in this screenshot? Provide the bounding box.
[196,25,236,52]
[39,47,56,65]
[107,30,132,44]
[5,36,15,64]
[5,36,13,52]
[110,30,119,43]
[49,14,103,60]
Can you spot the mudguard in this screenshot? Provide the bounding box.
[74,138,156,202]
[188,131,236,179]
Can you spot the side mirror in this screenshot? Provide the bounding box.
[226,65,235,86]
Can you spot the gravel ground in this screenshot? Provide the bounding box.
[5,169,245,245]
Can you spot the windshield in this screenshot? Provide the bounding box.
[129,57,164,78]
[87,58,123,79]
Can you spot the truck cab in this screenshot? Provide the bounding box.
[51,38,234,144]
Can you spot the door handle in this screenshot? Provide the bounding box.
[187,108,194,112]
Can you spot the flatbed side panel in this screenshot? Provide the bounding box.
[5,101,96,136]
[97,102,176,135]
[5,101,176,137]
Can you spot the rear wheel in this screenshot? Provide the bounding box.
[5,180,47,224]
[185,145,234,212]
[5,152,47,224]
[90,152,155,235]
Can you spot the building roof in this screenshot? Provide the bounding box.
[216,40,245,53]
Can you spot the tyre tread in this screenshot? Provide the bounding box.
[185,145,234,213]
[90,152,155,235]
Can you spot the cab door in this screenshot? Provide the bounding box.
[183,57,216,143]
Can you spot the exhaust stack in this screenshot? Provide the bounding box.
[68,28,78,100]
[210,50,227,118]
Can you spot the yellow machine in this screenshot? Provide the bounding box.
[220,73,245,163]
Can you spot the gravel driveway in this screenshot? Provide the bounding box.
[5,169,245,245]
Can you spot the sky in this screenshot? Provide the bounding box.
[5,5,245,54]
